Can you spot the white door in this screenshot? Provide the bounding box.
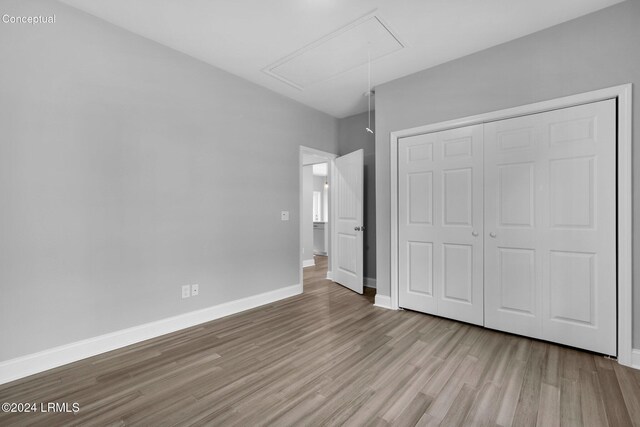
[332,149,364,294]
[398,125,484,326]
[484,99,616,355]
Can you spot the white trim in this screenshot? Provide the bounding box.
[326,270,333,281]
[299,146,337,290]
[0,284,302,385]
[389,84,633,367]
[632,349,640,370]
[390,117,400,312]
[302,258,315,268]
[364,277,377,288]
[616,84,634,367]
[301,146,338,161]
[374,294,393,309]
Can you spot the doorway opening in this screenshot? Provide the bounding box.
[299,147,336,289]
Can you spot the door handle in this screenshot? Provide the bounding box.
[472,231,479,237]
[354,226,365,231]
[489,232,497,238]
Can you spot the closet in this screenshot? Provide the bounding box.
[397,99,616,355]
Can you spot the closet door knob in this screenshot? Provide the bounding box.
[489,232,497,238]
[472,231,479,237]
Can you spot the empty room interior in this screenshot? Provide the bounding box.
[2,0,640,425]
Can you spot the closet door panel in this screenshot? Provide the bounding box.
[542,100,616,355]
[399,134,439,315]
[398,125,484,325]
[484,100,616,355]
[484,117,544,338]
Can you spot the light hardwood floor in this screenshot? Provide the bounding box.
[1,256,639,426]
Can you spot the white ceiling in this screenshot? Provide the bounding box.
[59,0,624,118]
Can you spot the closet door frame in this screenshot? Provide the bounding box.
[388,84,633,368]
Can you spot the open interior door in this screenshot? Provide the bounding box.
[332,149,364,294]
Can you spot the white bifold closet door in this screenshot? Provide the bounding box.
[398,124,484,326]
[484,99,616,355]
[397,99,617,356]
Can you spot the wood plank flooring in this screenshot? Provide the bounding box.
[1,256,639,426]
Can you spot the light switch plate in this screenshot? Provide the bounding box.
[181,285,191,299]
[191,284,199,296]
[281,211,289,221]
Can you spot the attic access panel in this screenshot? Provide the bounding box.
[264,14,404,89]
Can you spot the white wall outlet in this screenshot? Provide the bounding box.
[281,211,289,221]
[191,284,199,296]
[181,285,191,299]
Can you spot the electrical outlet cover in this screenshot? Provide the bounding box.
[191,284,199,296]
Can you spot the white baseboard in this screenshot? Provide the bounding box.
[374,294,393,309]
[326,270,333,281]
[0,283,302,386]
[364,277,377,288]
[302,259,315,268]
[632,349,640,370]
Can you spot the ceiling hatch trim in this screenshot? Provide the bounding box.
[263,11,405,91]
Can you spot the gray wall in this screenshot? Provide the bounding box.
[374,0,640,346]
[312,174,328,222]
[338,112,376,280]
[313,175,325,194]
[0,0,338,361]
